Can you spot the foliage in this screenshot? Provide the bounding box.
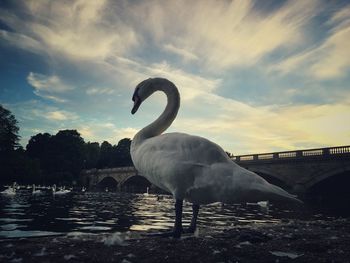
[0,105,134,185]
[0,105,20,153]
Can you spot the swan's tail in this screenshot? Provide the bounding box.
[186,162,303,205]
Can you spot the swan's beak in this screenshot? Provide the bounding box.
[131,96,141,114]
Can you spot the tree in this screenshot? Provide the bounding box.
[98,141,113,168]
[0,105,22,183]
[50,130,85,184]
[26,130,85,185]
[26,133,53,183]
[113,138,132,167]
[84,142,100,169]
[0,105,20,153]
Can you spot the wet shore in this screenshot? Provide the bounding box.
[1,218,350,263]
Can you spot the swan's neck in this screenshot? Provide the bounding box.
[133,83,180,147]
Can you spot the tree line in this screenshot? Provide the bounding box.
[0,105,132,186]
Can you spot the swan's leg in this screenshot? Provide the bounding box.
[173,199,183,238]
[186,204,200,233]
[144,199,183,238]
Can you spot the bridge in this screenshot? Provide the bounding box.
[80,145,350,194]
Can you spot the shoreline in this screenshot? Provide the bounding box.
[1,218,350,262]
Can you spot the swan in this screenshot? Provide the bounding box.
[130,78,302,238]
[52,185,71,195]
[32,184,43,195]
[1,182,17,195]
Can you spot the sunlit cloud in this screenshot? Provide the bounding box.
[45,110,78,121]
[133,0,320,71]
[0,0,138,61]
[174,93,350,154]
[77,124,137,145]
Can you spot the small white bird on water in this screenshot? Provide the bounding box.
[1,182,17,196]
[32,184,43,195]
[130,78,302,238]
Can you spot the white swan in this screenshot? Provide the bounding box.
[32,184,43,195]
[1,182,17,195]
[130,78,302,238]
[52,185,71,195]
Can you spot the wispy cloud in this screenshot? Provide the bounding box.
[0,1,138,60]
[163,44,199,62]
[45,110,78,121]
[86,87,116,95]
[132,0,320,71]
[270,4,350,79]
[27,72,73,102]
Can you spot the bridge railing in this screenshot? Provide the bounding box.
[232,145,350,163]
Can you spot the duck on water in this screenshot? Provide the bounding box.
[130,78,302,238]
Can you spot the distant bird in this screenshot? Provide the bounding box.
[32,184,43,195]
[130,78,302,238]
[1,182,17,196]
[143,187,150,196]
[52,185,71,195]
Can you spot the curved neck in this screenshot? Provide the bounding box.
[133,83,180,146]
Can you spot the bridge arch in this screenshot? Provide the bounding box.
[96,176,119,191]
[304,165,350,191]
[119,175,151,193]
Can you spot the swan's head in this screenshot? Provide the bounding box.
[131,78,169,114]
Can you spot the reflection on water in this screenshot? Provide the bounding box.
[0,190,346,239]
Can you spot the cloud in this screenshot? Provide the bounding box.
[77,124,137,144]
[0,29,42,53]
[45,110,78,121]
[0,0,138,60]
[86,87,116,95]
[27,72,74,102]
[132,0,320,71]
[163,44,198,62]
[270,4,350,79]
[27,72,73,93]
[173,93,350,154]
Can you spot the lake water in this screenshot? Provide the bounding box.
[0,190,346,239]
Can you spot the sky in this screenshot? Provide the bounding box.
[0,0,349,155]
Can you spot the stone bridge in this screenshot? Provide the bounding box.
[80,145,350,194]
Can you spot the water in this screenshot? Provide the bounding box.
[0,190,345,239]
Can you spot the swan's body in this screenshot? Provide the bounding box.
[1,186,16,195]
[130,78,301,237]
[32,184,43,195]
[52,185,71,195]
[1,183,17,195]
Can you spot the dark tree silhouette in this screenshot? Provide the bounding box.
[0,105,42,184]
[114,138,132,167]
[98,141,113,168]
[0,105,20,153]
[84,142,100,169]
